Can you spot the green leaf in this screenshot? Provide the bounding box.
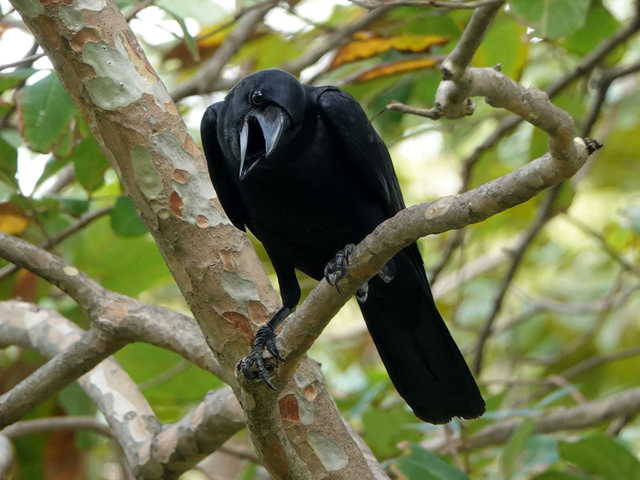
[394,444,470,480]
[17,72,76,153]
[562,1,620,57]
[501,418,536,479]
[72,216,171,297]
[110,196,148,237]
[508,0,590,40]
[362,407,421,459]
[559,434,640,480]
[71,137,110,192]
[0,135,18,188]
[475,12,528,80]
[60,198,90,217]
[0,68,38,93]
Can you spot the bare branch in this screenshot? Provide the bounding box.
[0,320,121,429]
[1,416,116,439]
[0,231,227,427]
[0,53,45,72]
[0,300,246,479]
[9,0,393,476]
[455,387,640,452]
[472,185,559,374]
[386,100,442,119]
[279,139,590,376]
[439,1,505,80]
[457,9,640,191]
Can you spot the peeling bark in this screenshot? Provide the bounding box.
[8,0,388,478]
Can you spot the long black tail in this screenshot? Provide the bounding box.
[358,245,485,424]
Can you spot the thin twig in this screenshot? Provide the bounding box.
[1,416,116,439]
[562,214,639,276]
[429,229,465,283]
[137,359,191,391]
[386,100,442,119]
[0,53,45,72]
[439,0,505,80]
[437,387,640,452]
[458,8,640,191]
[472,185,559,375]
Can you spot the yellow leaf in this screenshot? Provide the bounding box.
[351,58,439,82]
[331,34,449,69]
[0,203,30,235]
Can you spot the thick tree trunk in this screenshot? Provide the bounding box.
[8,0,387,478]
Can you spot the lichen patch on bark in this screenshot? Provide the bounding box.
[130,145,162,199]
[307,430,349,472]
[83,33,172,111]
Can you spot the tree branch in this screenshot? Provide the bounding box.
[1,416,116,439]
[454,387,640,452]
[440,1,505,81]
[472,186,557,374]
[9,1,388,477]
[0,300,247,479]
[0,233,227,427]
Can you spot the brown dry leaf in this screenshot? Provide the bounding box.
[0,202,30,235]
[331,34,449,69]
[352,57,439,82]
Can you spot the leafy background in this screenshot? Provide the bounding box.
[1,0,640,479]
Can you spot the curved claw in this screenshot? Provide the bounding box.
[266,340,285,362]
[239,324,284,389]
[254,352,276,390]
[324,244,356,295]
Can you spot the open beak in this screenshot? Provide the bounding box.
[239,106,286,180]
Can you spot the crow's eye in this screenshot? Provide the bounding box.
[249,90,263,106]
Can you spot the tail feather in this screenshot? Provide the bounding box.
[358,247,485,424]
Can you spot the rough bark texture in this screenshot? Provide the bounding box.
[8,0,387,478]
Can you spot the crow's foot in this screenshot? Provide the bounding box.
[324,244,356,295]
[324,244,369,301]
[239,324,284,390]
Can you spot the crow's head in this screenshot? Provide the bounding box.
[221,69,306,180]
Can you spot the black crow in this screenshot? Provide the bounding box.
[201,69,484,423]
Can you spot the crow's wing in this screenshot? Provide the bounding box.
[317,87,427,280]
[317,87,406,218]
[201,102,249,231]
